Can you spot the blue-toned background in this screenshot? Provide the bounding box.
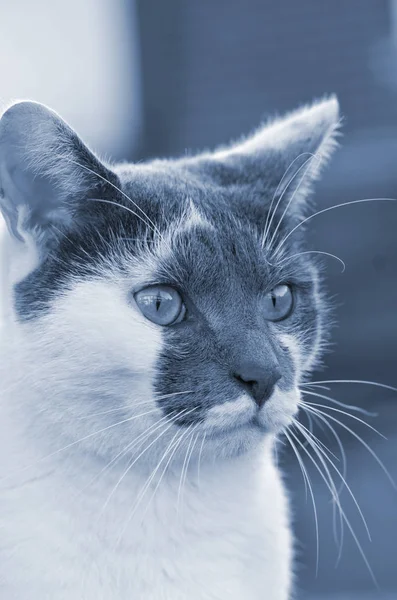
[1,1,396,597]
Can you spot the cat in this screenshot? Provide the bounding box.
[0,96,340,599]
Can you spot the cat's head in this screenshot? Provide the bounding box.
[0,98,340,464]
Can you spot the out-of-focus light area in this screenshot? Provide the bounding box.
[0,0,141,158]
[1,1,396,599]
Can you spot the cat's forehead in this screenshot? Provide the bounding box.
[115,165,306,291]
[116,161,270,230]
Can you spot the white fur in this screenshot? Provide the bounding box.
[0,216,294,599]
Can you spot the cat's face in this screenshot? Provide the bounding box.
[0,98,339,463]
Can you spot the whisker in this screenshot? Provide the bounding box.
[302,407,348,493]
[292,419,346,560]
[288,425,378,586]
[97,407,198,518]
[52,225,95,260]
[75,411,180,500]
[197,432,207,489]
[177,426,198,518]
[65,158,165,242]
[274,250,346,272]
[301,393,386,438]
[76,400,153,420]
[273,197,397,258]
[300,407,348,563]
[284,428,319,574]
[301,385,378,416]
[0,408,162,485]
[294,418,371,540]
[181,430,200,505]
[304,379,397,393]
[137,428,192,524]
[76,390,193,420]
[263,152,316,247]
[116,421,197,547]
[88,198,162,242]
[302,403,396,489]
[297,416,340,461]
[267,154,320,251]
[304,383,331,391]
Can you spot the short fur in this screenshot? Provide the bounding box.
[0,97,340,599]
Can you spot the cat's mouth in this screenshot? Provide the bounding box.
[201,387,300,438]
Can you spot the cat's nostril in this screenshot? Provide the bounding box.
[233,361,281,408]
[234,373,255,387]
[233,374,258,395]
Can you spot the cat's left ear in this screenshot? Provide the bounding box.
[199,96,341,219]
[0,101,118,246]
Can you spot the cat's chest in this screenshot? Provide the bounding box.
[0,455,292,599]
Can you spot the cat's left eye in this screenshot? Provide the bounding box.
[262,284,293,322]
[134,285,186,326]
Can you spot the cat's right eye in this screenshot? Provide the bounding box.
[134,285,186,326]
[262,284,293,322]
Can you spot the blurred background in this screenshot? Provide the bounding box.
[1,1,396,598]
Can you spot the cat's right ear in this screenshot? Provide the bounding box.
[0,101,118,248]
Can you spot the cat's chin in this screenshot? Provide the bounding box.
[201,387,300,444]
[201,423,266,458]
[201,417,289,459]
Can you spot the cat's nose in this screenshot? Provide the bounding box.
[233,360,281,408]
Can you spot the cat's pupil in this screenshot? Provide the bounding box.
[272,294,277,308]
[156,295,161,311]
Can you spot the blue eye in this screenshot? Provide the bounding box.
[262,285,293,321]
[134,285,186,326]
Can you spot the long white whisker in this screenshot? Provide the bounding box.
[302,403,396,489]
[98,407,198,518]
[76,400,154,420]
[292,419,345,559]
[274,250,346,272]
[76,390,193,420]
[294,418,371,540]
[116,422,196,546]
[305,383,331,391]
[88,198,162,242]
[284,428,319,574]
[273,197,397,258]
[76,411,180,500]
[302,406,348,493]
[301,385,378,416]
[291,424,345,571]
[304,379,397,393]
[197,432,207,489]
[297,417,340,461]
[181,430,200,507]
[301,392,386,439]
[300,407,348,563]
[296,413,343,547]
[177,426,198,518]
[138,428,192,524]
[267,154,320,251]
[65,158,165,242]
[263,152,316,246]
[0,408,159,484]
[288,426,378,586]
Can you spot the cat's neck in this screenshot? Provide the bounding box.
[0,391,292,599]
[1,405,276,543]
[1,413,278,551]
